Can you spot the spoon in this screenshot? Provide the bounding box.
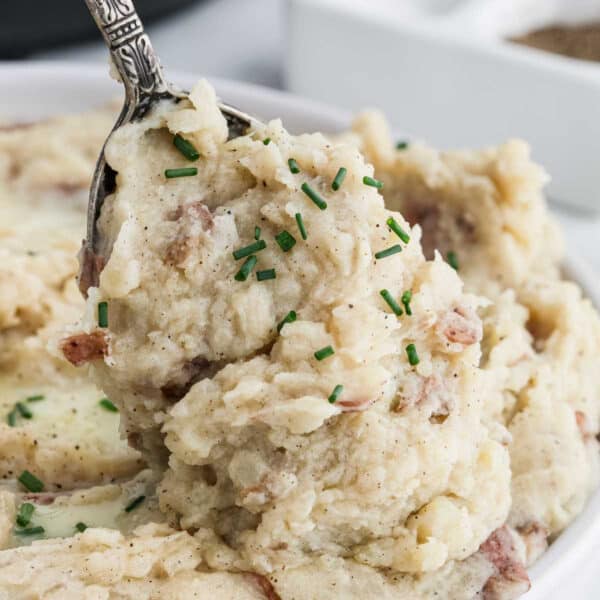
[79,0,256,294]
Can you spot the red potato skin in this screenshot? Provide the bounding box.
[165,202,214,266]
[244,572,282,600]
[337,398,373,412]
[480,526,531,600]
[61,330,108,366]
[440,306,483,346]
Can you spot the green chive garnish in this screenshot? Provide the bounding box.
[165,167,198,179]
[75,522,88,533]
[401,290,413,315]
[18,470,44,493]
[254,226,261,241]
[275,230,296,252]
[447,251,459,271]
[125,495,146,513]
[277,310,297,333]
[26,395,44,403]
[379,290,403,316]
[406,344,420,366]
[263,137,271,146]
[256,269,276,281]
[16,503,34,528]
[363,176,383,189]
[396,141,409,150]
[235,256,257,282]
[98,301,108,328]
[15,402,32,419]
[232,239,267,260]
[294,213,307,240]
[332,167,347,191]
[15,526,44,536]
[301,182,327,210]
[374,245,402,260]
[328,384,344,404]
[288,158,300,174]
[314,345,335,361]
[386,217,410,244]
[99,398,118,412]
[173,134,200,161]
[6,409,16,427]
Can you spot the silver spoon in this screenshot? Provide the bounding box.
[79,0,256,294]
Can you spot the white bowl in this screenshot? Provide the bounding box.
[2,61,599,599]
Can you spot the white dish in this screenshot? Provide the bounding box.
[1,60,600,599]
[286,0,600,213]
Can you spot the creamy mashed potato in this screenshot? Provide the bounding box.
[0,111,145,553]
[0,81,598,600]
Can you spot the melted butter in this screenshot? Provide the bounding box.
[29,496,124,540]
[0,377,123,450]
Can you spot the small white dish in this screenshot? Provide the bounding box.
[1,60,599,599]
[286,0,600,213]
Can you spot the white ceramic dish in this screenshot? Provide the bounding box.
[1,61,599,599]
[286,0,600,213]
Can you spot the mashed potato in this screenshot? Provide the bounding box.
[0,80,598,600]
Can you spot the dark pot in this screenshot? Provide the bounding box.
[0,0,202,58]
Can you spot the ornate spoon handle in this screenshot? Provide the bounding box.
[84,0,177,118]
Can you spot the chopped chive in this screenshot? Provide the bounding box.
[275,230,296,252]
[18,470,44,493]
[263,137,271,145]
[328,384,344,404]
[301,182,327,210]
[447,251,459,271]
[363,175,383,189]
[314,345,335,361]
[6,409,16,427]
[15,402,32,420]
[406,343,420,366]
[16,503,35,528]
[386,217,410,244]
[15,526,44,536]
[256,269,276,281]
[234,256,257,282]
[125,495,146,513]
[277,310,297,333]
[26,395,44,403]
[288,158,300,174]
[99,398,118,413]
[379,290,403,316]
[173,134,200,161]
[401,290,413,315]
[75,522,88,533]
[396,141,409,150]
[332,167,347,191]
[165,167,198,179]
[232,239,267,260]
[254,226,261,241]
[98,301,108,328]
[295,213,307,240]
[374,245,402,260]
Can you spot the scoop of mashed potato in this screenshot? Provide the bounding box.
[65,81,515,584]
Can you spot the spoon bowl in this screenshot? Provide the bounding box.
[79,0,256,294]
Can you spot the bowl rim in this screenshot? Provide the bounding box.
[2,60,599,599]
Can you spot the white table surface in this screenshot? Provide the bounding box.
[29,2,600,597]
